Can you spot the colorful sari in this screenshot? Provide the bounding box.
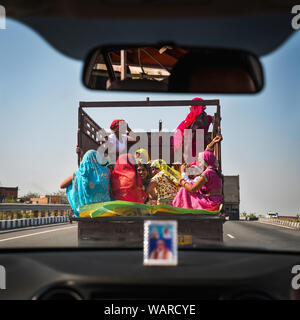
[66,150,112,217]
[150,159,179,205]
[172,151,223,211]
[173,97,212,162]
[111,153,147,203]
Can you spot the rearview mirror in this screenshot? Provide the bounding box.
[83,44,264,94]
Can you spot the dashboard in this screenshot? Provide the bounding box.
[0,248,299,300]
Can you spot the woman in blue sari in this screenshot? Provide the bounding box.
[60,150,113,216]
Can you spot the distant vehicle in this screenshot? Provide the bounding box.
[267,212,279,218]
[246,213,259,221]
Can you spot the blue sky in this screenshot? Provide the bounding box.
[0,18,299,215]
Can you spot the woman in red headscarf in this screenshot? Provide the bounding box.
[110,153,147,203]
[173,97,213,164]
[172,136,223,211]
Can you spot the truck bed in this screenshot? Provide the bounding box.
[74,214,224,247]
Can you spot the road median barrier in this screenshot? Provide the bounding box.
[0,203,72,231]
[258,217,300,229]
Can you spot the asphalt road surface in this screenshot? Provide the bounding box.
[223,220,300,251]
[0,223,78,248]
[0,221,300,251]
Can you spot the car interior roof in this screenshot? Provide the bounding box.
[4,0,297,19]
[3,0,298,60]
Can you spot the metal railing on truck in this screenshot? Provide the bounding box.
[77,98,222,169]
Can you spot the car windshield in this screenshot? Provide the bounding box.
[0,18,299,251]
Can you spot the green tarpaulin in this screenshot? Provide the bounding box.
[80,201,222,218]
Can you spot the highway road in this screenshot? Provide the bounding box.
[223,220,300,251]
[0,221,300,251]
[0,223,78,248]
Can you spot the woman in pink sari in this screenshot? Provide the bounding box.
[173,97,213,163]
[172,136,223,211]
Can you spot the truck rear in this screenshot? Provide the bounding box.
[73,98,239,247]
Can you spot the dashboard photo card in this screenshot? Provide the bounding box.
[143,220,178,266]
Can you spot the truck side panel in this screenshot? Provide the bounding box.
[223,175,240,220]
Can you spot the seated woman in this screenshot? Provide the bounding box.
[137,163,151,188]
[110,153,147,203]
[147,159,179,206]
[60,150,113,217]
[172,136,223,211]
[137,162,151,203]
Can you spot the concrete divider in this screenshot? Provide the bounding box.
[0,220,5,230]
[0,203,72,231]
[259,217,300,230]
[0,216,70,231]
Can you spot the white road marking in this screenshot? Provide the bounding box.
[257,220,298,230]
[0,223,72,235]
[227,233,235,239]
[0,226,77,242]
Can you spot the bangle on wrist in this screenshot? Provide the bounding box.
[206,144,214,152]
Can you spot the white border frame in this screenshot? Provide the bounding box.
[143,220,178,266]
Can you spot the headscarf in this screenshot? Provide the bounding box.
[183,97,206,128]
[173,97,212,158]
[110,119,125,131]
[135,148,150,164]
[173,98,203,150]
[111,153,147,203]
[150,159,167,169]
[150,159,180,185]
[197,151,218,170]
[66,150,112,216]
